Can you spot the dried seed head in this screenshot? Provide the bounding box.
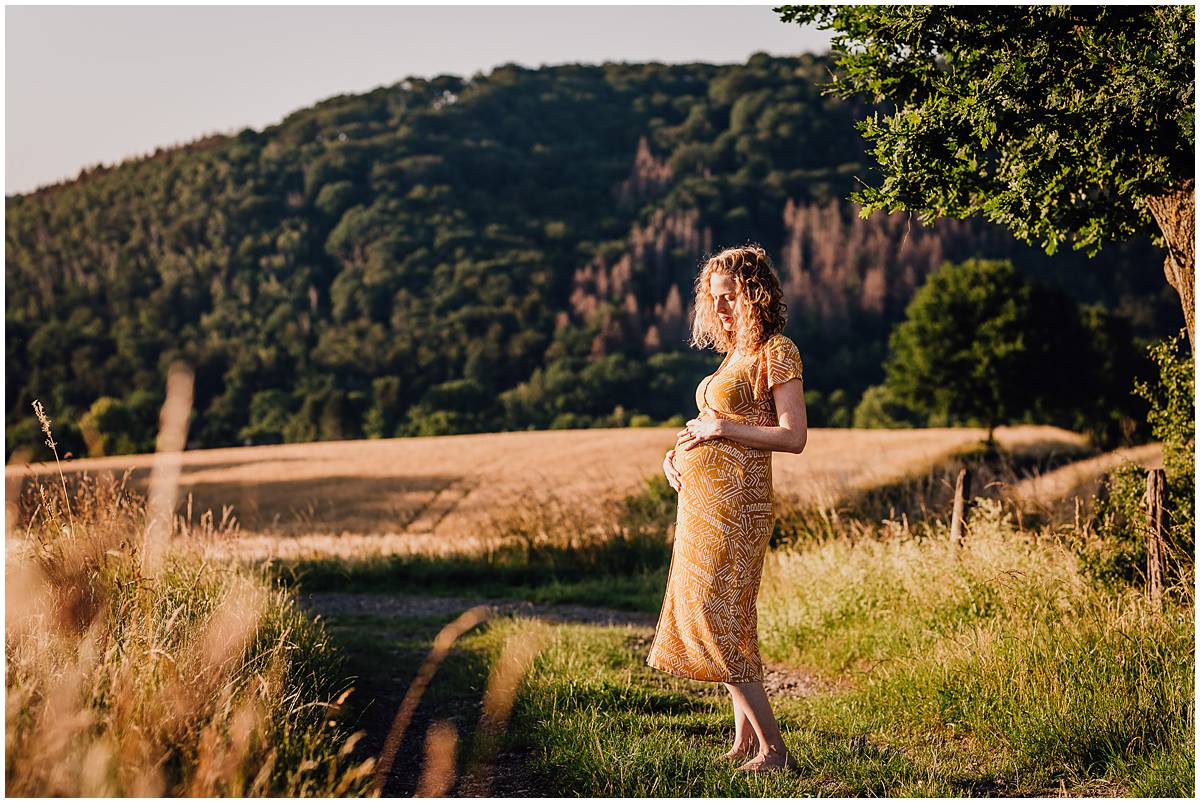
[32,399,56,450]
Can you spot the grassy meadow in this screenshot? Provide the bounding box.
[5,422,1191,796]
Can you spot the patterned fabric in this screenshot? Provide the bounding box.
[647,334,804,683]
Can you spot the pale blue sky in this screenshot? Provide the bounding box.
[5,4,833,196]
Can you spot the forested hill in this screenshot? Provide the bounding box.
[5,53,1178,460]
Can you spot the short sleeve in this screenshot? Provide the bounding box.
[752,334,803,403]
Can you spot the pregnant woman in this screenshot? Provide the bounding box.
[646,245,807,773]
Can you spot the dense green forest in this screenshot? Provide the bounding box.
[5,53,1182,460]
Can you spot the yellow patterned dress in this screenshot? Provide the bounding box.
[646,333,804,683]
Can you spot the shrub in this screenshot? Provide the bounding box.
[852,383,922,428]
[1082,329,1194,595]
[1079,462,1153,590]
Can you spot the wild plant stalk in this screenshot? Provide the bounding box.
[31,398,73,528]
[372,605,493,794]
[142,360,194,579]
[415,720,459,796]
[460,626,550,796]
[364,606,550,795]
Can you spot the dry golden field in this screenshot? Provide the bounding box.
[7,425,1090,562]
[1007,441,1162,510]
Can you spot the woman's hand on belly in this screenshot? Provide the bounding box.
[677,407,724,451]
[662,448,683,492]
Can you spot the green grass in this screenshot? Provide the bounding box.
[314,577,1191,798]
[753,500,1193,795]
[282,476,1194,797]
[500,596,1189,796]
[320,492,1194,796]
[389,616,1048,796]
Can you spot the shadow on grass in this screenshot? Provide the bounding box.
[771,437,1100,547]
[846,439,1095,520]
[275,554,669,612]
[317,610,504,797]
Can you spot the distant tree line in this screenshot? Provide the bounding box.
[5,54,1181,460]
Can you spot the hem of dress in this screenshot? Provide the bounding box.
[645,656,763,685]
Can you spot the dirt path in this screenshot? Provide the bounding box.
[296,591,836,796]
[298,591,662,628]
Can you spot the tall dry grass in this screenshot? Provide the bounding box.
[7,390,557,796]
[8,425,1087,554]
[459,626,550,795]
[6,398,375,795]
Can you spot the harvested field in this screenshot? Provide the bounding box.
[1008,442,1163,514]
[7,425,1088,561]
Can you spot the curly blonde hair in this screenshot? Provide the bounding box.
[689,245,788,355]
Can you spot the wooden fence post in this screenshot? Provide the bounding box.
[949,467,971,546]
[1144,468,1166,608]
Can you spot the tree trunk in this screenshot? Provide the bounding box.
[1143,179,1195,352]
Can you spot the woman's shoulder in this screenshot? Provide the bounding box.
[749,333,802,401]
[759,333,803,375]
[760,333,799,355]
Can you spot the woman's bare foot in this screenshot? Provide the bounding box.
[735,745,798,773]
[718,739,758,762]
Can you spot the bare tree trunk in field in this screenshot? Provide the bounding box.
[1144,179,1195,352]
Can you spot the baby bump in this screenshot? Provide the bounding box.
[674,437,771,505]
[673,439,774,590]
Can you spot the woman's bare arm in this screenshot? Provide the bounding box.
[676,378,808,454]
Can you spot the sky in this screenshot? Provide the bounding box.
[4,4,834,196]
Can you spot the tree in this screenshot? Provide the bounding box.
[1057,305,1153,449]
[852,384,922,429]
[777,5,1196,349]
[78,391,160,456]
[238,389,292,445]
[884,259,1088,447]
[5,54,1177,456]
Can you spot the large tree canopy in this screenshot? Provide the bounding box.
[777,5,1196,347]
